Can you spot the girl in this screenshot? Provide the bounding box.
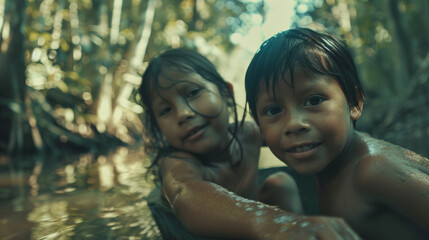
[139,48,359,239]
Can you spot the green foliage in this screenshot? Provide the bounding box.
[4,0,264,154]
[146,0,264,59]
[7,0,427,156]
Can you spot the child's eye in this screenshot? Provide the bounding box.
[262,106,283,117]
[158,106,171,116]
[304,96,326,106]
[186,88,202,98]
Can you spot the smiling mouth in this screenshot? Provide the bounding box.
[184,124,208,140]
[287,143,321,153]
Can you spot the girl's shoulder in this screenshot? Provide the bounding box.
[159,151,206,179]
[231,120,261,141]
[160,151,201,166]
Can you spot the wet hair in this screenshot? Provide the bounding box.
[138,48,241,183]
[245,27,364,127]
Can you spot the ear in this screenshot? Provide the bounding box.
[350,91,364,121]
[350,106,362,121]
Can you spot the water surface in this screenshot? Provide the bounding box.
[0,147,161,239]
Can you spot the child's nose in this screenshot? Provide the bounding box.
[284,111,310,136]
[177,101,195,124]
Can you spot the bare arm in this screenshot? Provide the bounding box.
[161,153,360,239]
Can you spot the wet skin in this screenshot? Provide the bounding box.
[256,68,361,175]
[148,66,360,239]
[255,68,429,239]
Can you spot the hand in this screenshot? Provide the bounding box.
[259,215,361,240]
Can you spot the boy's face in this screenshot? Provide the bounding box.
[255,68,361,174]
[150,66,231,156]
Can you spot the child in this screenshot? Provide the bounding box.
[139,48,360,239]
[245,27,429,239]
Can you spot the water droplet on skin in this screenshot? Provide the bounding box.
[274,216,286,224]
[255,210,265,216]
[300,222,309,227]
[246,207,253,211]
[273,215,294,224]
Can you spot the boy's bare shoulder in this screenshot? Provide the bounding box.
[351,133,429,232]
[353,133,429,196]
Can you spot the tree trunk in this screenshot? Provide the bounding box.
[386,0,414,91]
[0,0,29,153]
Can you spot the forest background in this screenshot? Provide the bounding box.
[1,0,428,159]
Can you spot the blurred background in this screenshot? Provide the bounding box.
[0,0,428,239]
[1,0,429,157]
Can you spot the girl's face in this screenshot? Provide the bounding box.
[255,68,362,175]
[150,66,231,156]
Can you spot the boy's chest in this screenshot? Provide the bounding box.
[319,186,366,219]
[317,175,374,227]
[318,179,427,239]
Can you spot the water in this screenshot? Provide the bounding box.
[0,147,162,240]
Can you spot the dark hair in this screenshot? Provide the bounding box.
[138,48,240,183]
[245,28,364,127]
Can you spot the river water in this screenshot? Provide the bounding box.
[0,147,162,239]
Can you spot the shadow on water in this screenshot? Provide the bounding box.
[0,147,162,240]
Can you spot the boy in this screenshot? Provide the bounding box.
[245,27,429,239]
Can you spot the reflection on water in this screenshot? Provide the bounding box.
[0,147,161,239]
